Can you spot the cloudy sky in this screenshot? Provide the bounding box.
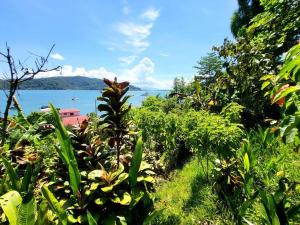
[0,0,237,89]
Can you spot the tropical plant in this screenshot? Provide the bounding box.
[254,178,300,225]
[97,78,133,168]
[261,44,300,145]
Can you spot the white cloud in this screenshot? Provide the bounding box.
[114,7,159,55]
[50,53,64,61]
[116,22,153,53]
[37,60,171,89]
[37,65,116,81]
[118,55,137,66]
[120,57,172,89]
[141,7,160,21]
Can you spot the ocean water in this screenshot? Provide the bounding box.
[0,90,169,115]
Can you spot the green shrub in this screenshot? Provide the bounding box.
[221,102,244,124]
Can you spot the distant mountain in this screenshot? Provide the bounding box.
[0,76,141,90]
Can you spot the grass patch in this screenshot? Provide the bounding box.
[153,157,229,225]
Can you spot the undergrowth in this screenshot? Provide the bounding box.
[153,158,231,225]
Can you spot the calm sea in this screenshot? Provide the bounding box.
[0,90,169,115]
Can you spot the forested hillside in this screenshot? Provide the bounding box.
[0,76,141,90]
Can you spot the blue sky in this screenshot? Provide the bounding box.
[0,0,237,89]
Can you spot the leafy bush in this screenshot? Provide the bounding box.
[132,104,244,174]
[261,44,300,145]
[221,102,244,124]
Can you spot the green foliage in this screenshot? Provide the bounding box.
[0,191,41,225]
[194,52,224,86]
[97,78,132,167]
[41,186,68,225]
[0,76,140,90]
[133,103,244,174]
[50,103,81,196]
[0,155,21,191]
[2,5,300,221]
[154,158,229,224]
[210,0,300,121]
[85,139,155,224]
[183,110,244,159]
[230,0,263,37]
[129,137,143,187]
[248,0,300,57]
[258,178,300,225]
[0,191,22,225]
[262,44,300,145]
[28,79,155,225]
[221,102,245,123]
[17,198,37,225]
[87,210,97,225]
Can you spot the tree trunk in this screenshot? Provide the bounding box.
[1,85,16,146]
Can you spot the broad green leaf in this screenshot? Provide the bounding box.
[129,138,143,187]
[285,127,298,144]
[41,185,68,225]
[0,191,22,225]
[87,210,97,225]
[101,185,114,193]
[100,173,128,192]
[111,192,132,205]
[111,163,125,181]
[90,182,100,191]
[17,198,37,225]
[88,170,104,180]
[113,173,128,186]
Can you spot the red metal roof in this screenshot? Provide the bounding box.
[59,109,80,114]
[62,115,88,126]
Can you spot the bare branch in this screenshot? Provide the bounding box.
[0,43,59,146]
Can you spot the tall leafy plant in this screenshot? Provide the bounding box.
[50,104,81,196]
[97,78,132,167]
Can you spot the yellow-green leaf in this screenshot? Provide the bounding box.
[0,191,22,225]
[244,153,250,173]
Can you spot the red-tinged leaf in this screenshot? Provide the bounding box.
[272,85,300,104]
[104,78,114,87]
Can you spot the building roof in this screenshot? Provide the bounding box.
[59,109,80,114]
[62,115,88,126]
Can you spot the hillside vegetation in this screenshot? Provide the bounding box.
[0,76,141,90]
[0,0,299,224]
